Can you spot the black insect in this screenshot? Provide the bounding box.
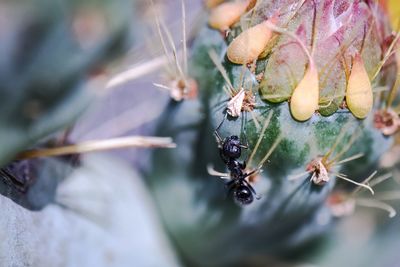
[213,116,260,205]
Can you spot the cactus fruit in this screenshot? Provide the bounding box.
[145,0,400,266]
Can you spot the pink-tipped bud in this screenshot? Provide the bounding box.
[346,53,373,119]
[227,17,276,64]
[289,63,320,121]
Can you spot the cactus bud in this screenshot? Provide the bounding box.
[346,53,373,119]
[227,17,276,64]
[289,63,320,121]
[208,0,252,31]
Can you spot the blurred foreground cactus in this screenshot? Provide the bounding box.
[1,0,400,267]
[0,0,132,166]
[145,0,400,266]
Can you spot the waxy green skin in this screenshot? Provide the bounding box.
[145,26,393,266]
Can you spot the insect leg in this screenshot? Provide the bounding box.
[214,113,227,145]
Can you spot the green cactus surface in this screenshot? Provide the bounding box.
[144,1,398,266]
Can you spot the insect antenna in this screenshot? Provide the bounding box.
[214,113,227,144]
